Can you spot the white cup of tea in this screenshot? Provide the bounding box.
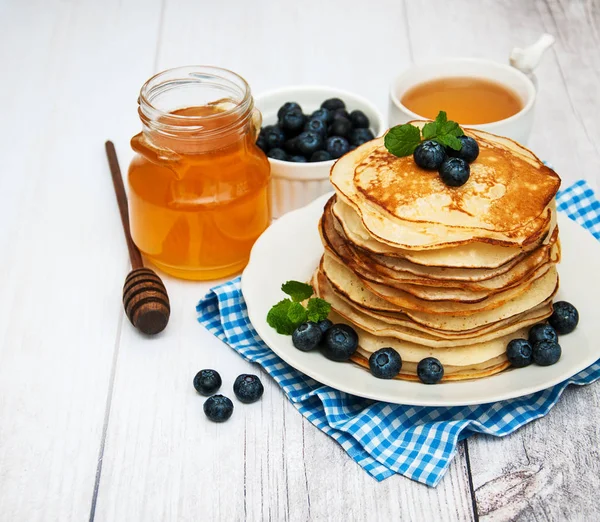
[388,36,555,145]
[389,59,537,145]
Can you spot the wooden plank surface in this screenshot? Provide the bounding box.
[1,0,599,521]
[0,0,162,521]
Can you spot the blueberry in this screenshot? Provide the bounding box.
[532,340,562,366]
[262,125,286,150]
[203,394,233,422]
[283,138,299,155]
[310,150,333,162]
[369,347,402,379]
[325,136,350,159]
[329,117,353,138]
[317,319,333,335]
[290,155,307,162]
[280,108,306,136]
[292,322,323,351]
[277,101,302,121]
[348,128,375,146]
[413,140,446,170]
[322,324,359,361]
[506,339,533,368]
[267,147,288,161]
[304,118,328,137]
[193,369,222,396]
[310,108,333,124]
[448,135,479,163]
[417,357,444,384]
[549,301,579,334]
[439,157,470,187]
[332,108,350,121]
[296,131,324,157]
[321,98,345,111]
[256,135,268,153]
[349,110,370,128]
[233,374,264,403]
[528,323,558,345]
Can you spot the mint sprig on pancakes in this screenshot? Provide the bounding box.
[267,281,331,335]
[384,111,463,156]
[384,111,479,187]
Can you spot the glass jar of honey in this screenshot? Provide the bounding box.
[128,66,271,280]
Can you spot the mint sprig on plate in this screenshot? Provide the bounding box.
[267,281,331,335]
[384,111,464,157]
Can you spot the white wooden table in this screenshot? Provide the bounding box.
[1,0,599,520]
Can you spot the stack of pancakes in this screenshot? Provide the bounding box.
[313,127,562,381]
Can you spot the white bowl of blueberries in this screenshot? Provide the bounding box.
[255,86,385,218]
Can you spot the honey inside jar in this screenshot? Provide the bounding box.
[128,67,271,281]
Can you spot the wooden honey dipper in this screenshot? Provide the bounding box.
[105,141,170,335]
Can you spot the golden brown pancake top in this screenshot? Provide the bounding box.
[353,131,561,233]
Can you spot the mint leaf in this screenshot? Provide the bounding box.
[306,297,331,323]
[266,299,296,335]
[287,302,308,325]
[435,134,462,151]
[384,124,422,157]
[421,121,437,140]
[435,111,448,126]
[438,120,464,138]
[281,281,314,302]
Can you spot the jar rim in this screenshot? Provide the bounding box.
[138,66,254,138]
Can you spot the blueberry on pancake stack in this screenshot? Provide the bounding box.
[313,125,562,382]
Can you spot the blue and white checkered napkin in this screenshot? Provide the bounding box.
[196,180,600,487]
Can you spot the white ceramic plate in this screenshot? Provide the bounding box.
[242,193,600,406]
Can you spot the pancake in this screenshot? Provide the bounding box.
[330,131,559,249]
[332,197,553,267]
[333,191,553,252]
[315,270,552,348]
[353,129,560,231]
[311,123,561,383]
[364,229,559,287]
[319,255,559,330]
[323,251,553,315]
[320,197,559,298]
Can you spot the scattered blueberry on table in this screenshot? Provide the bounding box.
[321,324,359,361]
[193,369,222,396]
[369,347,402,379]
[203,395,234,422]
[258,98,374,162]
[233,374,265,404]
[417,357,444,384]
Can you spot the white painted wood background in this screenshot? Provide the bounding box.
[1,0,599,520]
